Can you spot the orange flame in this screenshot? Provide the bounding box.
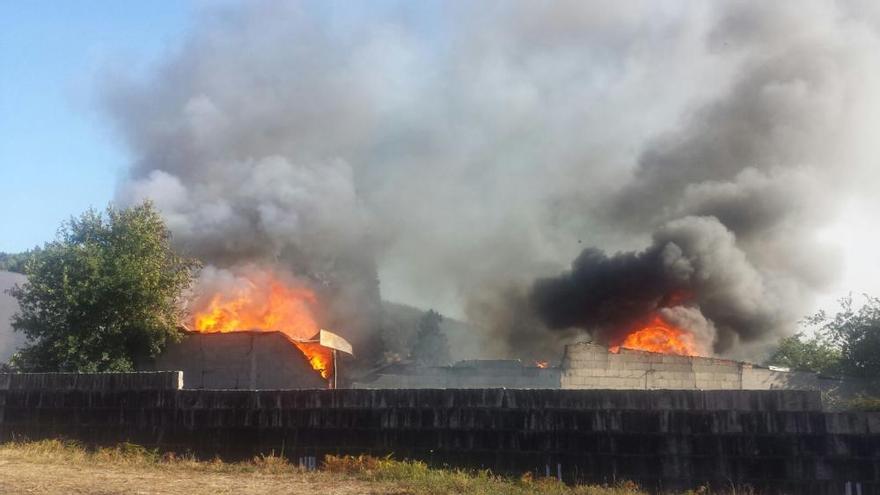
[534,360,549,368]
[192,274,333,379]
[610,314,699,356]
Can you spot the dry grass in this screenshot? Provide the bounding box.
[0,439,745,495]
[323,454,648,495]
[0,439,384,495]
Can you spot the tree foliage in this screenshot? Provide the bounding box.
[410,309,451,366]
[0,250,36,274]
[767,332,842,375]
[9,201,200,372]
[768,295,880,382]
[805,295,880,379]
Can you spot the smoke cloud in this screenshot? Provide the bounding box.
[532,216,773,354]
[109,1,880,362]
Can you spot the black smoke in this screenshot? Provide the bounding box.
[532,216,782,354]
[532,247,678,336]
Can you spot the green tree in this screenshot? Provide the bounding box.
[806,295,880,380]
[410,309,451,366]
[0,250,37,274]
[768,295,880,382]
[9,201,200,372]
[766,332,842,375]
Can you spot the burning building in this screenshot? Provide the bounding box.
[147,263,842,393]
[141,267,355,389]
[153,331,327,390]
[150,327,353,390]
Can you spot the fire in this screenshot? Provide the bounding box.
[610,314,699,356]
[192,274,333,379]
[294,342,333,379]
[534,360,549,368]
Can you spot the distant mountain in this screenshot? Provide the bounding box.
[0,271,26,364]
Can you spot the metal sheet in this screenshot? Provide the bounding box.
[319,328,354,356]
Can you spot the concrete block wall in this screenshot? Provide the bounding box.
[1,387,876,494]
[561,343,819,391]
[743,365,820,390]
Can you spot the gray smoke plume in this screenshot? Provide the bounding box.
[532,2,880,356]
[108,1,880,362]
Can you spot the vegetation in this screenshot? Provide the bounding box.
[846,395,880,412]
[767,295,880,409]
[410,309,452,366]
[8,201,200,372]
[768,295,880,382]
[0,250,35,274]
[324,454,646,495]
[807,295,880,380]
[766,332,842,375]
[0,439,750,495]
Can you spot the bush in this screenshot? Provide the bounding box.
[847,395,880,412]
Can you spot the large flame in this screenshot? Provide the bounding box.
[611,314,699,356]
[192,274,333,379]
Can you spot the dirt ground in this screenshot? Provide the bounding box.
[0,453,399,495]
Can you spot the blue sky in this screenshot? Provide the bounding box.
[0,1,193,252]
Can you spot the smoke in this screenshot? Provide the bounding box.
[533,1,880,356]
[109,1,880,361]
[533,216,773,354]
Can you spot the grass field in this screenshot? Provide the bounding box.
[0,439,733,495]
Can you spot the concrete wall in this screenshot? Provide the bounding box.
[2,387,877,494]
[353,360,561,389]
[561,343,820,391]
[0,371,182,391]
[149,332,327,390]
[355,344,824,391]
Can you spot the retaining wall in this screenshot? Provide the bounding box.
[2,387,878,494]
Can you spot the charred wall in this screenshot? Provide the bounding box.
[1,386,879,494]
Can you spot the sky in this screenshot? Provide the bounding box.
[3,0,880,334]
[0,1,192,252]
